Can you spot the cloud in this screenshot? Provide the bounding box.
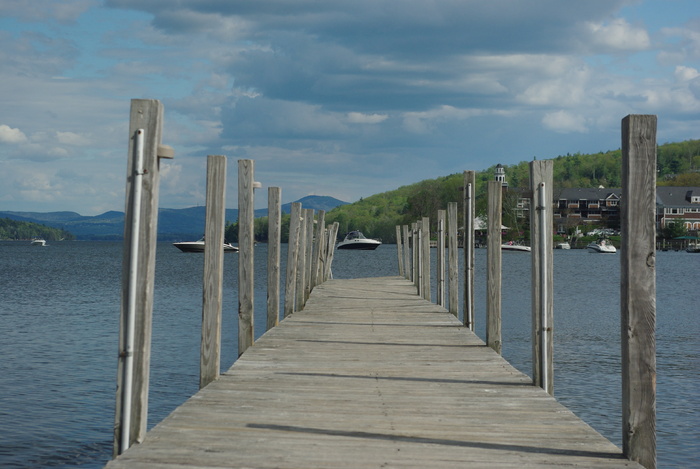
[584,19,651,52]
[347,112,388,124]
[0,125,28,144]
[542,111,588,134]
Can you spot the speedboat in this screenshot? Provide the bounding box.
[173,237,238,253]
[686,242,700,253]
[555,242,571,250]
[501,242,531,252]
[30,238,47,246]
[587,238,617,253]
[337,231,381,250]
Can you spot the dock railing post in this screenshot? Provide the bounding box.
[402,225,411,280]
[267,187,281,331]
[530,160,553,395]
[463,171,476,330]
[486,180,502,354]
[303,209,315,304]
[237,159,255,357]
[447,202,459,318]
[437,210,446,306]
[295,210,308,312]
[311,210,325,290]
[284,202,302,317]
[200,155,227,389]
[421,217,431,301]
[114,99,170,457]
[396,225,404,277]
[621,114,657,469]
[413,222,420,293]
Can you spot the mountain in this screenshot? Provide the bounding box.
[0,195,348,240]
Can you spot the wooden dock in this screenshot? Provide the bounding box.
[106,277,642,468]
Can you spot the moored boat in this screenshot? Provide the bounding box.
[173,237,238,253]
[587,238,617,253]
[337,231,381,250]
[555,242,571,250]
[501,242,531,252]
[686,242,700,253]
[30,238,47,246]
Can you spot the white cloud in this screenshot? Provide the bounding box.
[0,124,28,144]
[675,66,700,82]
[347,112,388,124]
[585,19,650,52]
[542,111,588,133]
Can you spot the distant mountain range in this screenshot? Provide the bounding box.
[0,195,348,240]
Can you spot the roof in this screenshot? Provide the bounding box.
[655,187,700,207]
[556,187,621,201]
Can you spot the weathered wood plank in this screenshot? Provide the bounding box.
[486,180,502,354]
[237,159,255,356]
[107,277,642,469]
[266,187,281,331]
[200,155,226,389]
[621,114,657,469]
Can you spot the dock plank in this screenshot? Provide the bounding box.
[106,277,642,468]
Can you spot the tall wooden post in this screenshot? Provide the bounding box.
[284,203,302,317]
[621,114,657,469]
[436,210,446,306]
[413,222,420,292]
[303,209,315,303]
[200,155,227,389]
[311,210,325,290]
[447,202,459,318]
[267,187,281,331]
[237,159,255,357]
[396,225,404,277]
[402,225,411,280]
[530,160,553,395]
[486,181,502,354]
[421,217,431,301]
[463,171,476,330]
[114,99,170,456]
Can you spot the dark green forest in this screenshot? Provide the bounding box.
[0,218,76,241]
[225,139,700,244]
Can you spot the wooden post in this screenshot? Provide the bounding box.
[396,225,404,277]
[237,159,255,357]
[621,114,657,469]
[436,210,446,306]
[311,210,325,289]
[413,222,420,292]
[447,202,458,318]
[303,209,315,303]
[530,160,553,395]
[284,203,302,317]
[295,210,307,312]
[324,222,339,281]
[114,99,168,456]
[463,171,476,330]
[402,225,411,280]
[267,187,281,331]
[200,155,226,389]
[486,180,502,354]
[421,217,431,301]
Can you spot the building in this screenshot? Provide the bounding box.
[656,187,700,232]
[553,187,622,233]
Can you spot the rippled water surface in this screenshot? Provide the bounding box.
[0,241,697,467]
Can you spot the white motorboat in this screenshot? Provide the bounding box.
[686,242,700,253]
[501,242,531,252]
[587,238,617,253]
[173,237,238,253]
[30,238,47,246]
[555,242,571,250]
[337,231,381,250]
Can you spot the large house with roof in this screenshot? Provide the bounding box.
[655,187,700,232]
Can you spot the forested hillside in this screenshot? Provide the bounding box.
[0,218,76,241]
[324,139,700,242]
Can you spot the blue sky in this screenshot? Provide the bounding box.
[1,0,699,215]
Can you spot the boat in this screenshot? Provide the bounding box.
[501,242,531,252]
[555,242,571,250]
[30,238,47,246]
[337,231,382,250]
[587,238,617,253]
[686,242,700,253]
[173,237,238,253]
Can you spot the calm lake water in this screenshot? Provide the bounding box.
[0,241,697,468]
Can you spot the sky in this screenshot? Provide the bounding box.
[1,0,699,215]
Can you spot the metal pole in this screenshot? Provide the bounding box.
[538,182,550,393]
[121,128,145,453]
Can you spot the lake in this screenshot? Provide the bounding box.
[0,241,697,467]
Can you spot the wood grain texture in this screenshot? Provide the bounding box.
[447,202,459,318]
[107,277,643,469]
[200,155,227,389]
[283,203,302,318]
[237,159,255,357]
[486,181,502,354]
[463,171,476,330]
[267,187,281,331]
[621,114,657,469]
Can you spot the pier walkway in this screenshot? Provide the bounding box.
[106,277,642,468]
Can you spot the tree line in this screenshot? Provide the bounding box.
[0,218,76,241]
